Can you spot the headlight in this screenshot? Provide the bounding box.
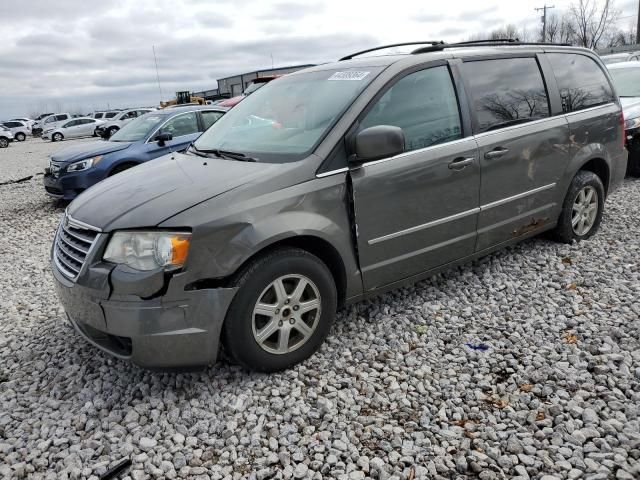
[103,231,191,271]
[66,155,103,172]
[624,117,640,130]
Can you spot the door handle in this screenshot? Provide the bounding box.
[484,147,509,160]
[448,157,475,170]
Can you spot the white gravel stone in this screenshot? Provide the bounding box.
[1,140,640,479]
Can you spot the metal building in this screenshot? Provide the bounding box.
[216,64,316,97]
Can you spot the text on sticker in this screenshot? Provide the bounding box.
[328,71,370,81]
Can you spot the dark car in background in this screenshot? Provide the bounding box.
[51,41,626,372]
[607,61,640,176]
[43,105,226,200]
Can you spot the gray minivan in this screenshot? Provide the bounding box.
[51,41,627,371]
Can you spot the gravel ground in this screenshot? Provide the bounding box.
[0,140,639,480]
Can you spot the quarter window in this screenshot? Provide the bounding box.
[547,53,615,112]
[462,58,550,133]
[360,66,462,152]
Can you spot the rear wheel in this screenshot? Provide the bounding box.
[0,137,8,148]
[552,170,605,243]
[222,248,337,372]
[52,132,63,142]
[15,132,26,142]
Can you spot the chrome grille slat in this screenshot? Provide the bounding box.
[62,224,97,244]
[54,214,100,281]
[58,233,89,255]
[55,247,81,274]
[56,241,85,265]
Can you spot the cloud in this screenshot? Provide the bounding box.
[2,0,638,119]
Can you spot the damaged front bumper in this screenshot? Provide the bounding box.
[51,249,237,369]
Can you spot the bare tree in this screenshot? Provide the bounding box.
[570,0,619,49]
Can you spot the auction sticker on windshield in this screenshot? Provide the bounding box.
[328,71,370,81]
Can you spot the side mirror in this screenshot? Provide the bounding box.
[155,132,173,146]
[352,125,405,163]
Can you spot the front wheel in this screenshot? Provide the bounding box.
[222,248,337,372]
[0,138,8,148]
[15,132,26,142]
[107,127,119,138]
[552,170,605,243]
[52,133,63,142]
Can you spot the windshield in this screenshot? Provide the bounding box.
[194,67,383,162]
[609,67,640,97]
[110,113,167,142]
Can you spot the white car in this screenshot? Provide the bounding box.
[38,113,73,137]
[1,120,30,141]
[42,117,105,142]
[97,108,155,137]
[0,126,14,148]
[10,118,34,130]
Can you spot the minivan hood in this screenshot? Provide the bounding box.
[67,152,277,231]
[51,140,132,164]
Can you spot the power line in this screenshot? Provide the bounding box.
[535,4,555,42]
[152,45,164,104]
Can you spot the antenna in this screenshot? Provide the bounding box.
[271,53,274,69]
[153,45,164,104]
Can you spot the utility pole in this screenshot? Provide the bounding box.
[535,4,555,42]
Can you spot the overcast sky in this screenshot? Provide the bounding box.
[1,0,637,119]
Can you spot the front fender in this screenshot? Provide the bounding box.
[161,174,363,300]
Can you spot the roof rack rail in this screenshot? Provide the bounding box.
[340,41,444,61]
[411,39,571,54]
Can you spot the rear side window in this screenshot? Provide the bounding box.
[160,112,199,137]
[462,58,550,133]
[55,115,68,121]
[95,113,104,119]
[360,66,462,152]
[547,53,614,112]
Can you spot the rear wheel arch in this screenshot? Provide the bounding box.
[578,157,610,196]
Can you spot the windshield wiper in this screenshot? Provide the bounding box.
[196,147,258,162]
[186,144,211,158]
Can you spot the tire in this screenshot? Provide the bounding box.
[552,170,605,243]
[52,133,63,142]
[107,127,119,138]
[222,248,337,372]
[93,129,99,137]
[109,162,137,176]
[15,132,26,142]
[0,137,8,148]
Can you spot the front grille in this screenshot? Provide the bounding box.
[54,215,100,280]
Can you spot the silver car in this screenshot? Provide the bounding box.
[1,120,30,141]
[43,117,105,142]
[0,126,14,148]
[52,41,627,371]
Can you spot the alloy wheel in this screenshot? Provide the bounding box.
[252,274,321,354]
[0,138,8,148]
[571,186,598,236]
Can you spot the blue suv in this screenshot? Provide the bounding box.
[43,105,227,200]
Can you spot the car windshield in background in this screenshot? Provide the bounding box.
[243,82,266,95]
[194,67,384,162]
[608,67,640,97]
[109,114,167,142]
